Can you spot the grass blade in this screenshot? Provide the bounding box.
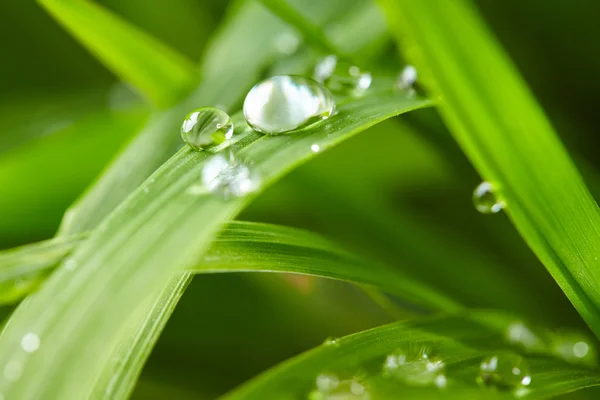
[38,0,197,108]
[226,311,600,399]
[377,0,600,337]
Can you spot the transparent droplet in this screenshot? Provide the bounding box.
[551,330,597,366]
[310,373,369,400]
[473,182,505,214]
[243,75,335,135]
[479,351,531,389]
[505,321,549,353]
[314,55,372,95]
[397,65,418,90]
[274,31,301,55]
[383,344,445,387]
[181,107,234,150]
[21,333,40,353]
[323,337,340,347]
[201,152,260,199]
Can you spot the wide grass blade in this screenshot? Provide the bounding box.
[0,222,458,311]
[38,0,197,108]
[377,0,600,337]
[226,311,600,399]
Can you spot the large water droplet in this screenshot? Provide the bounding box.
[181,107,234,150]
[397,65,418,90]
[310,373,369,400]
[243,75,335,135]
[21,333,40,353]
[479,351,531,389]
[202,152,260,199]
[551,331,597,366]
[473,182,505,214]
[314,55,372,95]
[383,344,445,387]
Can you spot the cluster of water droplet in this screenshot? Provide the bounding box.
[309,373,370,400]
[479,351,532,389]
[313,55,372,96]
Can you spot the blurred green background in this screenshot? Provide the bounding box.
[1,0,600,398]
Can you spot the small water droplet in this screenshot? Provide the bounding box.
[506,321,549,352]
[202,152,260,199]
[243,75,335,135]
[274,31,301,55]
[181,107,234,150]
[323,337,339,347]
[473,181,505,214]
[479,351,531,389]
[551,330,597,366]
[21,333,40,353]
[397,65,418,90]
[311,144,320,153]
[311,373,369,399]
[383,344,445,387]
[314,55,372,95]
[64,258,77,271]
[4,360,23,382]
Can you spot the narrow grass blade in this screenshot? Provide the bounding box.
[378,0,600,337]
[38,0,197,108]
[226,311,600,399]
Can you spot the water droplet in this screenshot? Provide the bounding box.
[311,144,321,153]
[473,182,505,214]
[64,258,77,271]
[243,75,335,135]
[4,360,23,382]
[202,152,260,199]
[479,351,531,389]
[506,321,549,352]
[21,333,40,353]
[181,107,234,150]
[314,55,372,95]
[323,337,339,347]
[310,373,369,399]
[397,65,418,90]
[383,344,445,387]
[551,331,597,366]
[274,31,301,55]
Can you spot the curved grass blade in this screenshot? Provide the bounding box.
[377,0,600,338]
[38,0,197,108]
[225,311,600,399]
[0,87,428,399]
[0,219,457,312]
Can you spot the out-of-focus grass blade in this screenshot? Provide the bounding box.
[378,0,600,337]
[0,222,458,311]
[38,0,197,108]
[257,0,339,55]
[226,311,600,399]
[0,86,427,399]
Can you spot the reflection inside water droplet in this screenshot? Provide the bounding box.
[243,75,335,135]
[323,337,339,347]
[479,351,531,389]
[181,107,234,150]
[314,55,372,95]
[473,181,505,214]
[383,344,446,387]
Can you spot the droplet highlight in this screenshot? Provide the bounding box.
[551,331,597,366]
[479,351,531,389]
[21,333,40,353]
[397,65,418,90]
[310,373,369,400]
[243,75,335,135]
[323,337,339,347]
[202,152,260,199]
[314,55,371,95]
[383,344,446,387]
[473,182,505,214]
[181,107,234,150]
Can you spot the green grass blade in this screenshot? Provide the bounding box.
[38,0,197,108]
[257,0,339,55]
[0,221,457,311]
[377,0,600,337]
[0,87,427,398]
[226,311,600,399]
